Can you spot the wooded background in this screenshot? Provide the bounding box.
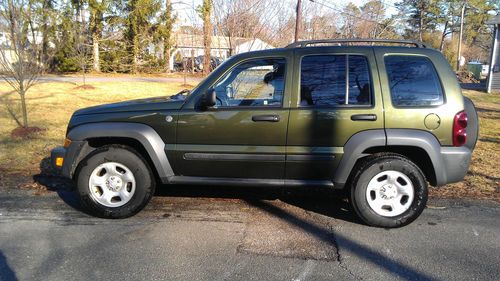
[0,0,498,74]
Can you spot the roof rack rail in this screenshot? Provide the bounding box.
[286,39,430,49]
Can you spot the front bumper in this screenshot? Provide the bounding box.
[437,146,472,186]
[50,146,66,173]
[50,141,87,179]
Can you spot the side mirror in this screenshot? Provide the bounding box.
[199,88,216,109]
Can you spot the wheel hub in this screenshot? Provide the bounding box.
[380,184,398,199]
[365,170,415,217]
[105,175,123,192]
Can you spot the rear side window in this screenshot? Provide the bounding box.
[300,55,371,107]
[385,56,443,107]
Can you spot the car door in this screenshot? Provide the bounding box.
[175,56,291,179]
[286,47,384,181]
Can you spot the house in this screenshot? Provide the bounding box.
[167,33,274,71]
[486,14,500,93]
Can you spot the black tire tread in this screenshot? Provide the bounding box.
[76,144,156,219]
[349,153,428,228]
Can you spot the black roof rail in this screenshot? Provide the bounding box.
[285,39,431,49]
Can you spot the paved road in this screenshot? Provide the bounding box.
[35,75,203,84]
[0,183,499,281]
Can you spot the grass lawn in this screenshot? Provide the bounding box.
[0,81,190,177]
[0,82,498,201]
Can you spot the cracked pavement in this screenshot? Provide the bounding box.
[0,184,499,281]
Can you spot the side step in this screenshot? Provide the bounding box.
[168,176,338,188]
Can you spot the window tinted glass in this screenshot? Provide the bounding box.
[300,55,346,106]
[348,56,371,105]
[385,56,443,107]
[213,58,285,107]
[300,55,371,106]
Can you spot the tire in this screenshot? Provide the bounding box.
[349,153,428,228]
[463,97,479,151]
[76,145,156,218]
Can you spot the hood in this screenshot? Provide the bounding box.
[74,96,185,116]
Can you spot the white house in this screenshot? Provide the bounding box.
[167,33,274,71]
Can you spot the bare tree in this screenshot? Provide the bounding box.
[0,0,43,128]
[75,2,90,86]
[212,0,286,53]
[200,0,212,75]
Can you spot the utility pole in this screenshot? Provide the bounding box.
[294,0,302,42]
[456,3,465,71]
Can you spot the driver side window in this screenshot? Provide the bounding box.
[213,58,286,107]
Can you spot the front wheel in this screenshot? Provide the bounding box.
[76,145,155,218]
[349,154,428,228]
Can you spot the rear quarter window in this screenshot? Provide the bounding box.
[385,55,444,107]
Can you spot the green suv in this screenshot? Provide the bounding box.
[51,39,478,227]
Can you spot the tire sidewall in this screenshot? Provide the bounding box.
[76,146,155,218]
[352,157,428,227]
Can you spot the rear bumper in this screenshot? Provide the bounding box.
[437,146,471,186]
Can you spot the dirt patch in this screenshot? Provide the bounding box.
[74,84,96,90]
[10,126,44,139]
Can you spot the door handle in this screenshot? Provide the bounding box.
[252,114,280,122]
[351,114,377,121]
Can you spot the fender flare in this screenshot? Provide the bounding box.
[333,130,386,185]
[334,129,446,187]
[67,122,174,183]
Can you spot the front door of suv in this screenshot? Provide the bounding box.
[175,56,291,179]
[286,47,384,181]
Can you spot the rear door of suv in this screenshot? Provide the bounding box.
[285,47,384,181]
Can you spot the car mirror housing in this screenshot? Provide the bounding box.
[199,88,216,109]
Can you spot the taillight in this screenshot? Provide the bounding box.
[453,111,468,146]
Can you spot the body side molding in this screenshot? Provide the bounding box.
[67,122,174,183]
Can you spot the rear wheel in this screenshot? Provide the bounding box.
[76,145,155,218]
[350,154,428,228]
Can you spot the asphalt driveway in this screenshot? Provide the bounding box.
[0,182,498,281]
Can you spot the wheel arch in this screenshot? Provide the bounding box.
[67,122,174,183]
[335,129,446,188]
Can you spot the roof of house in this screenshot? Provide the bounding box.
[172,33,273,50]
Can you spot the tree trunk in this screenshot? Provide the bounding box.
[419,10,423,41]
[164,0,173,72]
[202,0,212,75]
[20,91,28,128]
[439,21,448,52]
[92,35,100,72]
[41,0,49,66]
